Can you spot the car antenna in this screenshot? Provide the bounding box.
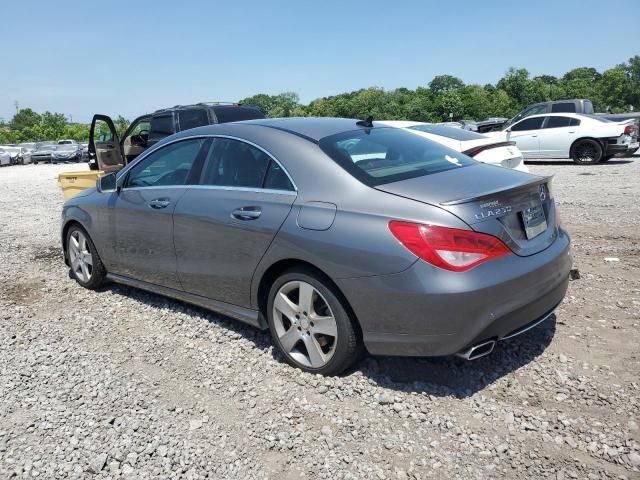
[356,116,374,128]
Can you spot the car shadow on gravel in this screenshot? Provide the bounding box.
[354,316,557,398]
[104,282,556,398]
[104,284,274,350]
[525,159,633,166]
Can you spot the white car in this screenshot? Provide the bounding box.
[487,113,639,164]
[1,145,27,165]
[0,148,11,166]
[378,121,528,172]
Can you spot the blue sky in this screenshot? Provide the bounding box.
[1,0,638,123]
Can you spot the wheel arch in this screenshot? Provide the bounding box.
[569,136,604,158]
[255,258,362,336]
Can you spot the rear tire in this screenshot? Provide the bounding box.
[66,225,107,290]
[267,268,362,375]
[571,139,603,165]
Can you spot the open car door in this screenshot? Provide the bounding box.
[89,114,124,173]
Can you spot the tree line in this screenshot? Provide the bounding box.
[2,56,638,144]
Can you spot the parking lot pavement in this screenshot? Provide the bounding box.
[1,159,639,479]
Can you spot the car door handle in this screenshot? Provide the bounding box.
[531,135,538,138]
[231,206,262,220]
[148,198,171,209]
[568,131,575,134]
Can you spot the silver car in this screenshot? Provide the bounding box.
[0,147,11,166]
[62,117,571,375]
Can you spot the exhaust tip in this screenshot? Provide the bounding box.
[456,340,496,360]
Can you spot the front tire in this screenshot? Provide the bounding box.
[267,268,361,375]
[66,225,107,290]
[571,139,603,165]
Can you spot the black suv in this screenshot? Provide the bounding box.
[88,103,265,171]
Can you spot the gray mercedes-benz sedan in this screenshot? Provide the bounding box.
[62,117,571,375]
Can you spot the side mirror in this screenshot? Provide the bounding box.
[97,172,118,193]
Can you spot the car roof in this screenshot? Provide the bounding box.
[376,120,424,128]
[226,117,373,142]
[152,103,262,115]
[519,112,585,119]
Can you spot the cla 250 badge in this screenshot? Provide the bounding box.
[475,205,512,220]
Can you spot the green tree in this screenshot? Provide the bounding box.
[599,67,631,112]
[240,93,275,115]
[496,68,538,110]
[619,55,640,108]
[435,91,465,120]
[10,108,41,130]
[40,111,68,140]
[429,75,464,95]
[114,115,130,137]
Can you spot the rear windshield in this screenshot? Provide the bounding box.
[319,127,475,187]
[408,124,486,141]
[583,114,613,123]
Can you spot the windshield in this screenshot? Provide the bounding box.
[409,124,486,141]
[319,127,475,187]
[37,143,55,151]
[57,144,78,151]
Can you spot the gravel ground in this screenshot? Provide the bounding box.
[1,158,639,480]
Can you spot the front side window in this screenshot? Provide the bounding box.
[125,138,206,188]
[511,117,545,131]
[544,116,573,129]
[200,138,271,188]
[319,127,475,187]
[178,109,210,131]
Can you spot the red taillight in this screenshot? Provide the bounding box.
[624,125,637,135]
[388,221,511,272]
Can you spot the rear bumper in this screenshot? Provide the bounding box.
[337,229,571,357]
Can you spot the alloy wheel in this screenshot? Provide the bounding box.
[68,230,93,283]
[272,280,338,368]
[576,143,597,162]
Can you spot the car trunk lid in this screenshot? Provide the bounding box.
[375,163,558,256]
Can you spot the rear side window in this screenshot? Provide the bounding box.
[149,114,175,145]
[544,116,573,128]
[264,161,294,191]
[511,117,545,131]
[570,118,581,126]
[319,127,474,187]
[551,102,576,113]
[200,138,270,188]
[178,108,210,131]
[583,101,594,114]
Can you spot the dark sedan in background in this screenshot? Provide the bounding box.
[61,117,571,375]
[51,143,83,163]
